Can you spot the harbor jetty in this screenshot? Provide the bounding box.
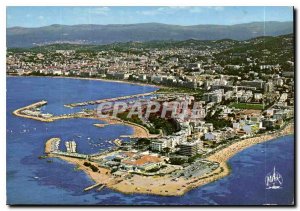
[13,100,154,138]
[44,123,294,196]
[13,100,94,122]
[84,183,104,192]
[45,138,88,159]
[64,92,155,108]
[12,100,53,122]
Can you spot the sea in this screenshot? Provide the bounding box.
[6,76,295,205]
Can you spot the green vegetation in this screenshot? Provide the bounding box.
[136,138,151,146]
[83,162,99,172]
[117,111,143,125]
[148,115,179,136]
[8,38,239,53]
[156,87,204,100]
[156,87,198,93]
[205,108,231,130]
[188,154,202,163]
[146,167,160,173]
[169,157,187,165]
[117,111,178,135]
[229,102,264,110]
[110,168,118,173]
[216,34,294,67]
[134,138,151,150]
[117,112,159,134]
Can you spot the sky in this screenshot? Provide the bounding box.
[6,6,293,28]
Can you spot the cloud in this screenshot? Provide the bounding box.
[137,7,190,16]
[89,7,110,15]
[38,16,44,20]
[137,6,225,16]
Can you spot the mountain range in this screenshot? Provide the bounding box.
[7,21,293,48]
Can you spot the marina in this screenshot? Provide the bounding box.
[7,76,295,205]
[13,100,94,122]
[42,122,294,196]
[64,92,156,108]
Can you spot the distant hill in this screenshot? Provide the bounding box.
[7,21,293,48]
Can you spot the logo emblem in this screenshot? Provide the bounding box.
[265,166,283,189]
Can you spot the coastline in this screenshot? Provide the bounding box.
[11,73,160,139]
[7,75,161,89]
[95,116,159,138]
[12,100,155,138]
[184,123,294,195]
[10,76,295,196]
[46,123,294,196]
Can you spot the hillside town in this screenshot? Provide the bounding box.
[8,34,294,186]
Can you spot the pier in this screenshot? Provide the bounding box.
[84,183,105,192]
[13,101,94,122]
[12,100,53,122]
[45,138,88,159]
[64,92,154,108]
[52,151,88,159]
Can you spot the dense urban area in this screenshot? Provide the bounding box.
[7,33,295,194]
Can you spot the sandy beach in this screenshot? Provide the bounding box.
[12,75,294,196]
[95,116,159,138]
[45,123,294,196]
[48,155,116,186]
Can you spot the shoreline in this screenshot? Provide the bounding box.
[95,116,158,138]
[13,100,155,138]
[10,75,294,196]
[183,123,294,195]
[46,123,294,196]
[7,74,162,89]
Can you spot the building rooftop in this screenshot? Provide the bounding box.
[122,155,162,166]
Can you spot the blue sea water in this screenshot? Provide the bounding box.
[6,76,294,205]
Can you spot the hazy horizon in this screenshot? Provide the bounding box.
[7,6,293,28]
[6,20,294,29]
